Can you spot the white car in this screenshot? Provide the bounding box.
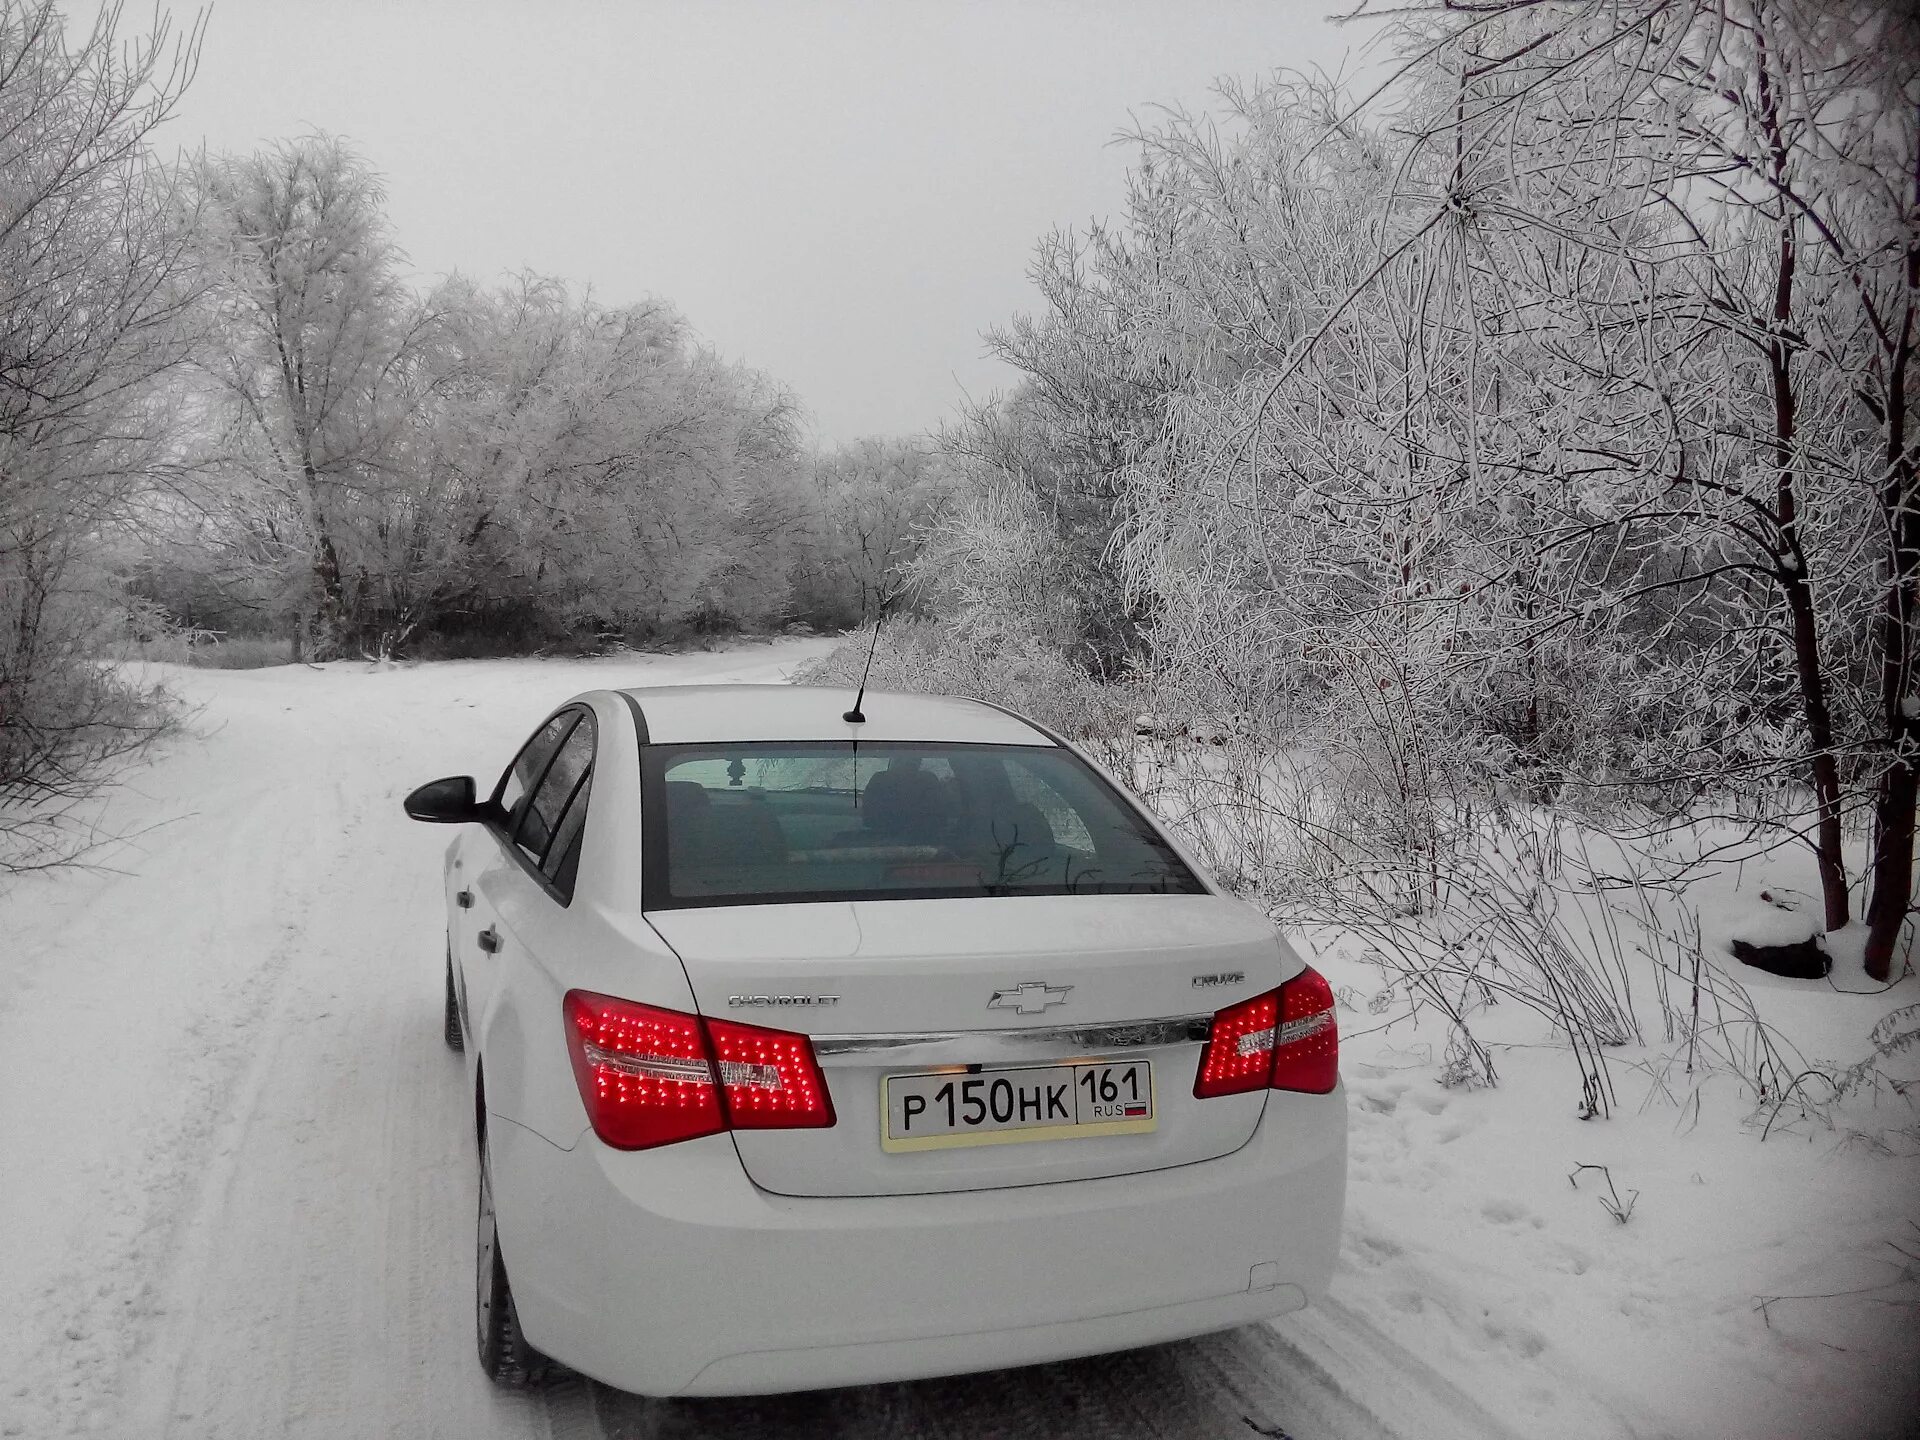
[405,684,1346,1398]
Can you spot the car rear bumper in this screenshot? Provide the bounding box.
[489,1087,1346,1397]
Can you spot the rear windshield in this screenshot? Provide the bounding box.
[640,741,1204,909]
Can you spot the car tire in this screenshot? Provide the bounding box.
[443,953,464,1053]
[476,1140,551,1388]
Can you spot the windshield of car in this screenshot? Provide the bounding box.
[640,741,1204,909]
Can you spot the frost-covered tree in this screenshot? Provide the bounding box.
[191,134,450,658]
[793,437,960,626]
[943,193,1251,678]
[1332,0,1920,972]
[427,272,810,643]
[183,145,816,656]
[891,2,1919,981]
[0,0,205,869]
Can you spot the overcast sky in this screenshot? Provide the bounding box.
[162,1,1373,444]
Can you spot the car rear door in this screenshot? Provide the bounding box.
[462,709,595,1066]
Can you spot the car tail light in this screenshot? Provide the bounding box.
[1194,990,1280,1097]
[1193,966,1339,1098]
[563,991,725,1150]
[1270,965,1339,1094]
[706,1017,836,1129]
[562,990,835,1149]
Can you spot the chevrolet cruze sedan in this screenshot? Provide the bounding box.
[404,684,1346,1397]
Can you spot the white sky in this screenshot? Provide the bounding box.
[160,1,1373,444]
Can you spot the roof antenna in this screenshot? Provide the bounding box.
[843,605,888,724]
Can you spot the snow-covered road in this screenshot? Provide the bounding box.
[0,643,1526,1440]
[5,642,1912,1440]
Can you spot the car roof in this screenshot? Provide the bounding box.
[609,685,1057,747]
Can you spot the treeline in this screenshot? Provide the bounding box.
[820,0,1920,979]
[138,135,965,658]
[138,140,956,659]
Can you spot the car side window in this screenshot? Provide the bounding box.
[543,770,591,897]
[496,712,578,831]
[516,714,594,865]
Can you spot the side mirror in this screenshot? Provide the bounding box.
[404,775,483,823]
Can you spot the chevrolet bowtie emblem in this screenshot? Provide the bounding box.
[987,981,1073,1016]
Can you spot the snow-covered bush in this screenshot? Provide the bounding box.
[946,4,1920,981]
[0,2,197,873]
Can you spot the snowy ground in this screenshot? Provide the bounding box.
[2,641,1915,1439]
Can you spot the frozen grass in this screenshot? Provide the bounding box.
[116,635,295,669]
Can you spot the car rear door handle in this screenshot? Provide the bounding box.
[456,889,473,909]
[477,926,501,954]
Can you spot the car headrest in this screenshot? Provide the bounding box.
[864,766,948,836]
[665,780,712,818]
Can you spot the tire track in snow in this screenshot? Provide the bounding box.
[141,712,565,1439]
[1238,1298,1531,1440]
[4,717,344,1437]
[133,766,367,1436]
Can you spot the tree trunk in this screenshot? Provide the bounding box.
[1863,532,1919,981]
[1865,758,1916,982]
[1863,222,1919,983]
[1770,308,1847,932]
[1757,157,1849,933]
[1784,573,1849,932]
[310,530,347,662]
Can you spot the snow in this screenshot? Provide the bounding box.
[1703,886,1824,952]
[2,640,1916,1439]
[1297,831,1920,1440]
[1321,1007,1916,1440]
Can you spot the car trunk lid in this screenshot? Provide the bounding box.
[647,893,1290,1196]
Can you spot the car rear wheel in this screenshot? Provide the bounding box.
[476,1140,550,1388]
[443,951,464,1052]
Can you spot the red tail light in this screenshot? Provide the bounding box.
[1270,965,1339,1094]
[1193,966,1339,1098]
[1194,990,1280,1097]
[706,1016,836,1130]
[562,990,835,1150]
[563,991,725,1150]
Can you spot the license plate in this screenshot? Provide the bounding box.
[881,1060,1155,1152]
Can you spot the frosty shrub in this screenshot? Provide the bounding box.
[1,578,176,873]
[0,2,201,873]
[907,482,1094,660]
[987,4,1920,985]
[1096,688,1812,1116]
